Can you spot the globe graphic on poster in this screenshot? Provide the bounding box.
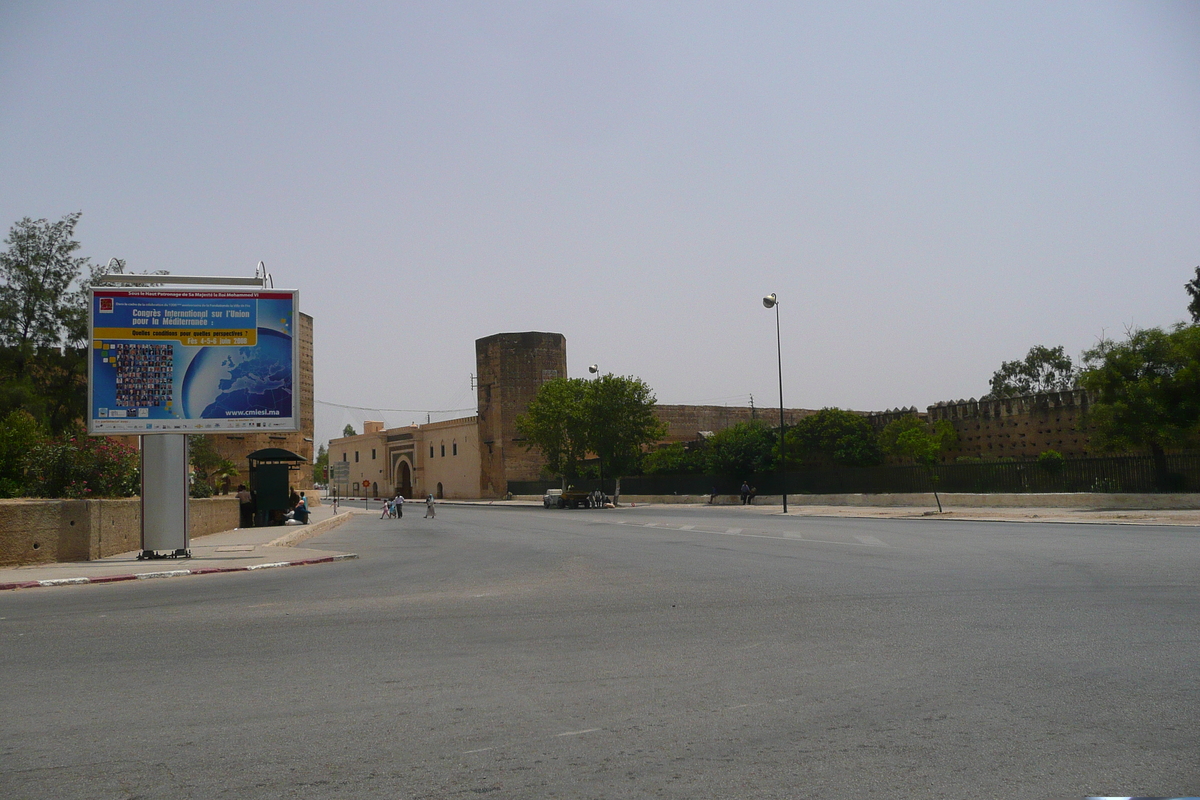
[182,328,292,419]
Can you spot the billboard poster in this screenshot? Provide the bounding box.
[88,288,300,434]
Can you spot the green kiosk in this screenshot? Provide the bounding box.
[247,448,306,525]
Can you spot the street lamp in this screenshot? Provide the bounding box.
[762,293,787,513]
[588,364,602,501]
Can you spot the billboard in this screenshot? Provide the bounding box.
[88,288,300,434]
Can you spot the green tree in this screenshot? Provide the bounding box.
[702,420,777,480]
[1187,266,1200,324]
[786,408,882,467]
[342,424,357,437]
[0,409,44,496]
[0,213,95,433]
[515,377,591,484]
[1079,324,1200,489]
[313,442,329,485]
[211,459,240,495]
[987,345,1077,398]
[583,373,667,501]
[188,434,224,495]
[641,442,703,475]
[880,415,958,512]
[0,213,90,365]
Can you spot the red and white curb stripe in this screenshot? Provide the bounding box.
[0,553,358,592]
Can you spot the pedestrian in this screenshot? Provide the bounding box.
[709,486,718,505]
[236,483,253,527]
[294,492,309,524]
[393,492,404,518]
[424,493,436,518]
[748,487,757,505]
[380,498,392,519]
[740,481,750,505]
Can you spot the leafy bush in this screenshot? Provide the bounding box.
[1037,449,1066,474]
[0,409,43,497]
[642,442,703,475]
[22,427,139,498]
[879,416,957,465]
[702,421,777,478]
[786,408,883,467]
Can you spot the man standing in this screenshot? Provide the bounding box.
[236,484,253,527]
[393,492,404,518]
[740,481,750,505]
[424,494,436,519]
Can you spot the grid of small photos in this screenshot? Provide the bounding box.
[103,342,174,413]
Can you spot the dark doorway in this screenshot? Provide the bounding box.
[398,460,413,498]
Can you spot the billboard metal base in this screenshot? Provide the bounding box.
[137,548,191,560]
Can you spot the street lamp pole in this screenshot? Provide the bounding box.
[763,293,787,513]
[589,365,603,502]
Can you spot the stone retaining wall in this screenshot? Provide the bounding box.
[0,496,240,566]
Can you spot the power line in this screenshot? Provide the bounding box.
[316,399,475,414]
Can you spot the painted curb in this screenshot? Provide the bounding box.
[0,553,358,592]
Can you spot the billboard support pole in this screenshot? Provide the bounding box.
[139,433,190,559]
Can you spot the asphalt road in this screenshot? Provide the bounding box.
[2,505,1197,799]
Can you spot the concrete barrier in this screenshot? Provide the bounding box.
[0,496,240,566]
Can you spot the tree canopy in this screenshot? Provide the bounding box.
[641,442,703,475]
[987,345,1077,398]
[313,443,329,484]
[1187,266,1200,324]
[516,373,666,496]
[786,408,882,467]
[515,377,591,482]
[0,213,97,433]
[583,373,667,490]
[1079,324,1200,485]
[0,212,91,358]
[879,415,957,466]
[701,420,777,479]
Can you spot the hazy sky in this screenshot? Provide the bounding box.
[3,2,1198,450]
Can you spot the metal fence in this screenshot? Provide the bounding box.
[605,453,1200,496]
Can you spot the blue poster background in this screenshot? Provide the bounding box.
[89,290,299,434]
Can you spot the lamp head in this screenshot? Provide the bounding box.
[588,364,599,374]
[763,293,777,309]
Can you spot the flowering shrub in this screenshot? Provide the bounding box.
[22,428,140,498]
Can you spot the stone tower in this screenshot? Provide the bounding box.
[475,332,567,497]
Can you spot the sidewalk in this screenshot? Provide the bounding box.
[447,497,1200,526]
[0,502,368,592]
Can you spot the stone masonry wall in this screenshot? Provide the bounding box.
[0,496,240,566]
[476,332,567,496]
[654,405,817,444]
[926,390,1093,460]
